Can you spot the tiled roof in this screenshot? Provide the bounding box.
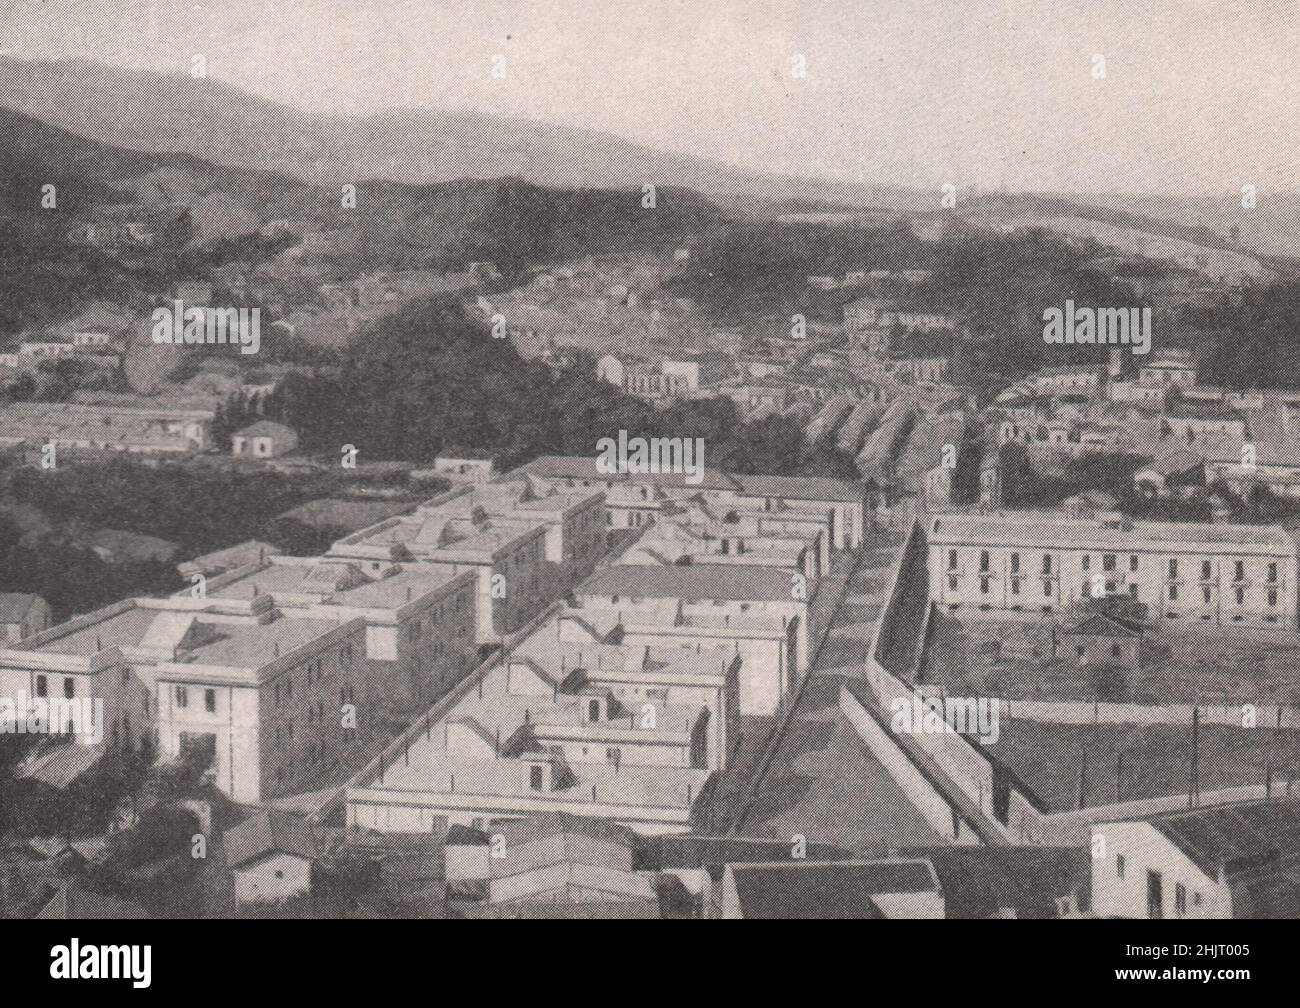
[224,808,321,869]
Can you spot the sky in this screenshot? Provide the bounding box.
[3,0,1297,195]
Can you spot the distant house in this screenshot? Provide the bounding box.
[224,808,321,906]
[232,420,299,459]
[86,528,180,565]
[1134,443,1206,499]
[0,592,52,643]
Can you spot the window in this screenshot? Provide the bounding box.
[1116,855,1125,879]
[1193,891,1202,907]
[1235,588,1245,605]
[948,549,958,570]
[1202,560,1212,580]
[1175,883,1186,915]
[980,550,990,572]
[948,575,958,591]
[1203,587,1212,604]
[1147,871,1164,919]
[35,675,46,698]
[1043,580,1052,597]
[1169,559,1178,579]
[1269,590,1278,607]
[1234,560,1245,581]
[1169,585,1178,601]
[981,577,991,595]
[1269,562,1279,583]
[1081,554,1090,571]
[1042,555,1052,574]
[205,689,216,714]
[529,765,544,791]
[176,686,188,708]
[587,699,601,721]
[1010,553,1020,574]
[1130,555,1139,572]
[1010,580,1020,595]
[1103,554,1116,572]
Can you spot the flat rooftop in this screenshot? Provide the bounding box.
[929,512,1297,554]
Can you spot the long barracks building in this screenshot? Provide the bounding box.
[927,512,1300,629]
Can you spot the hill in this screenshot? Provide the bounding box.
[0,55,927,211]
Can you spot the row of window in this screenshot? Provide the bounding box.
[956,574,1280,608]
[957,548,1280,584]
[1116,855,1201,917]
[174,686,218,713]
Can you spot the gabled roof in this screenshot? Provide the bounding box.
[1062,612,1145,638]
[233,420,297,439]
[224,808,320,869]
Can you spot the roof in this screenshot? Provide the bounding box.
[636,834,853,872]
[577,565,799,603]
[224,808,321,869]
[511,454,741,492]
[731,473,864,503]
[728,860,938,919]
[1062,612,1145,638]
[1140,443,1205,478]
[897,846,1089,919]
[929,512,1296,555]
[234,420,297,439]
[86,528,179,563]
[180,539,281,574]
[0,592,43,623]
[276,498,417,532]
[1142,797,1300,880]
[37,880,151,919]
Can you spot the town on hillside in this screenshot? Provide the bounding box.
[0,4,1294,955]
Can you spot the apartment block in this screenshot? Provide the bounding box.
[328,480,604,644]
[183,556,479,715]
[927,512,1299,628]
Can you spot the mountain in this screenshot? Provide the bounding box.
[0,55,927,212]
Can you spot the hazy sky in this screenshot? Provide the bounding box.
[5,0,1297,194]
